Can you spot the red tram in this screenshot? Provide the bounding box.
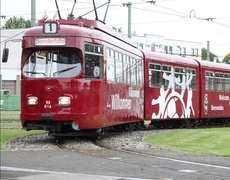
[2,18,230,135]
[20,19,144,134]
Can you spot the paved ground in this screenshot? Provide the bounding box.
[1,166,151,180]
[1,149,230,180]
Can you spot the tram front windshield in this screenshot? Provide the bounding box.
[23,48,81,78]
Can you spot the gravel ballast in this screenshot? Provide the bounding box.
[6,130,158,152]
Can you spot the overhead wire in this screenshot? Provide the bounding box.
[2,1,230,29]
[2,1,187,20]
[0,30,25,44]
[132,6,186,18]
[132,1,230,29]
[3,6,93,18]
[75,1,230,29]
[211,21,230,29]
[111,19,184,26]
[155,4,187,17]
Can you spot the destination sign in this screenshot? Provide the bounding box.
[85,43,103,55]
[35,38,66,46]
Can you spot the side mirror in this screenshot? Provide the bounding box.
[2,48,9,63]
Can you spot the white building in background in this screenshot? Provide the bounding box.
[0,29,24,95]
[132,34,202,58]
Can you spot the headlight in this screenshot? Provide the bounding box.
[72,122,79,131]
[58,96,71,106]
[28,96,38,105]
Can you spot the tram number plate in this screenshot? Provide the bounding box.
[44,22,58,34]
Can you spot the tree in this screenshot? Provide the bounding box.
[223,53,230,64]
[201,48,219,62]
[4,16,31,29]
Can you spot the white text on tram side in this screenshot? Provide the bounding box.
[112,94,131,110]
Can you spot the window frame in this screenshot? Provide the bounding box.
[84,43,104,79]
[148,63,162,88]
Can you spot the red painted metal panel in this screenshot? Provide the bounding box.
[201,91,230,118]
[145,87,199,120]
[21,78,107,129]
[104,83,144,125]
[144,55,200,121]
[200,67,230,119]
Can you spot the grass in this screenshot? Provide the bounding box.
[0,122,21,129]
[144,128,230,157]
[0,114,44,150]
[0,129,45,150]
[0,111,45,150]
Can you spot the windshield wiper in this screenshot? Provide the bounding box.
[24,71,47,76]
[53,65,78,76]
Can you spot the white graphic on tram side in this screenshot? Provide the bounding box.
[151,70,195,119]
[204,94,209,114]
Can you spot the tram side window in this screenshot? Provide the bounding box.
[115,52,123,83]
[105,47,143,86]
[227,74,230,92]
[134,59,138,85]
[222,74,225,91]
[131,58,137,86]
[139,60,144,85]
[162,66,171,89]
[220,74,225,92]
[187,69,196,90]
[205,71,228,92]
[106,48,115,81]
[85,43,103,79]
[214,74,220,91]
[120,53,124,83]
[126,56,132,85]
[205,72,209,91]
[133,58,143,86]
[205,72,214,91]
[223,74,228,92]
[136,59,142,85]
[149,64,161,87]
[214,73,224,92]
[175,67,185,89]
[123,55,128,84]
[209,73,215,91]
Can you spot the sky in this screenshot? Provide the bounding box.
[1,0,230,58]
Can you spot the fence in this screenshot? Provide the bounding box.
[0,95,20,121]
[0,95,20,111]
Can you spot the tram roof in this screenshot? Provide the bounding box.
[197,59,230,72]
[145,52,199,67]
[23,18,142,57]
[145,52,230,72]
